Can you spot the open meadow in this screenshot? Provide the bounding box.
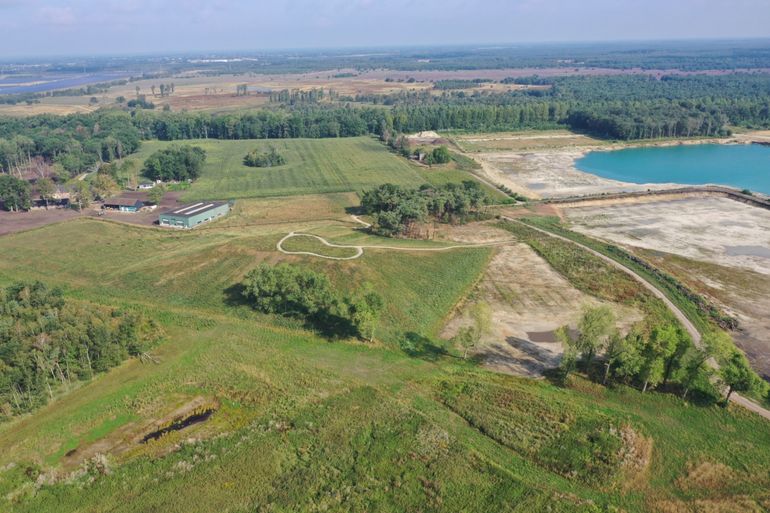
[124,137,442,201]
[1,188,770,512]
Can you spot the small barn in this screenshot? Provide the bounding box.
[103,197,145,212]
[158,201,230,229]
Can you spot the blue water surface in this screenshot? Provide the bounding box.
[575,144,770,194]
[0,73,128,95]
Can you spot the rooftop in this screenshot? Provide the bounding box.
[103,197,144,207]
[161,201,228,218]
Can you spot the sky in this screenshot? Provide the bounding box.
[1,0,770,58]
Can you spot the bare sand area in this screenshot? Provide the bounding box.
[564,197,770,276]
[477,148,686,199]
[441,234,641,377]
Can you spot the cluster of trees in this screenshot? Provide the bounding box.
[0,160,134,212]
[142,145,206,182]
[241,263,384,341]
[0,175,31,211]
[361,182,488,236]
[243,146,286,167]
[556,306,766,402]
[0,281,161,419]
[126,96,155,110]
[433,79,493,90]
[422,146,451,165]
[150,83,175,97]
[268,88,332,104]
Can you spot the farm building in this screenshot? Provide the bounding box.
[103,197,145,212]
[158,201,230,228]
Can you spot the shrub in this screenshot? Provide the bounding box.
[244,146,286,168]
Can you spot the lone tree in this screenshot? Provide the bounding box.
[575,305,615,369]
[147,184,166,205]
[36,178,55,209]
[720,350,757,404]
[555,305,616,376]
[348,284,384,342]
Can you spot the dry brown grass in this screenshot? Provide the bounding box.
[677,461,736,493]
[619,424,653,491]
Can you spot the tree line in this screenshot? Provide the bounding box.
[0,282,162,420]
[555,306,766,405]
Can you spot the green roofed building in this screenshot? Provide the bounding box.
[158,201,231,229]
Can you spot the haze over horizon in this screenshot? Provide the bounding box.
[2,0,770,58]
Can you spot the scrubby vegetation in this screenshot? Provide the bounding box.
[361,181,488,236]
[0,281,161,419]
[243,145,286,167]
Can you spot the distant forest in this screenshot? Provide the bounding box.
[1,73,769,177]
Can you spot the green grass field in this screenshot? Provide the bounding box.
[123,137,507,202]
[1,194,770,512]
[125,137,428,201]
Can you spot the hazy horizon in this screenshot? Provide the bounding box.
[2,0,770,59]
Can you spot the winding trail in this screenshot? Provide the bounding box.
[279,214,770,419]
[502,217,770,421]
[276,229,517,261]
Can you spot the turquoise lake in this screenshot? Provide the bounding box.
[575,144,770,194]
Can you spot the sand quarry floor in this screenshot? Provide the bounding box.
[440,224,641,377]
[563,196,770,377]
[461,132,745,200]
[564,197,770,276]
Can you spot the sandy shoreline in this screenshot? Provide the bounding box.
[470,135,767,200]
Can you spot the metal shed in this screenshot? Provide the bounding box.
[158,201,230,228]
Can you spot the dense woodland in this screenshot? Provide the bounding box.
[0,282,161,419]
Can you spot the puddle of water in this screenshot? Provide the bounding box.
[141,408,215,444]
[724,245,770,259]
[527,328,578,343]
